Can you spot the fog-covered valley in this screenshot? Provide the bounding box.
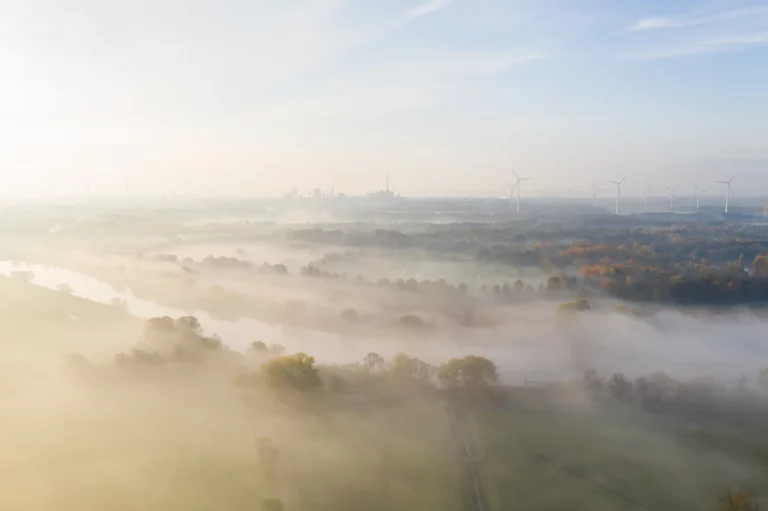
[3,199,768,510]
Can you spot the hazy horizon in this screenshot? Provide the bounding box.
[1,0,767,198]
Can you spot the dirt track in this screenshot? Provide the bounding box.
[446,403,488,511]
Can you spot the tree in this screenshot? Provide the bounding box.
[438,356,499,389]
[251,341,269,355]
[399,314,426,329]
[175,316,202,334]
[608,373,632,402]
[363,352,385,372]
[546,276,563,291]
[261,353,322,392]
[557,299,591,314]
[583,369,602,394]
[340,308,359,322]
[682,375,723,401]
[754,255,768,277]
[390,353,435,383]
[146,316,175,333]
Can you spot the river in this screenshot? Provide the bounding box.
[2,260,766,382]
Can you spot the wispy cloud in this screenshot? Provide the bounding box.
[629,5,768,31]
[401,0,457,23]
[626,31,768,60]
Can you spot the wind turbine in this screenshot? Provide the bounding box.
[643,183,653,207]
[609,177,627,215]
[511,169,531,213]
[694,184,707,210]
[665,185,678,209]
[715,174,737,213]
[591,182,606,201]
[505,182,516,209]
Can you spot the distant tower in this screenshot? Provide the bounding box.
[386,173,390,193]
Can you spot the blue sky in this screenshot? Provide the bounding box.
[0,0,766,197]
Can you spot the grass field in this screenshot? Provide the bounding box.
[473,389,768,511]
[0,275,140,351]
[270,397,463,511]
[2,275,768,510]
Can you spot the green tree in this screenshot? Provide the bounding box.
[754,255,768,277]
[175,316,201,334]
[546,276,563,291]
[438,356,499,389]
[146,316,175,333]
[251,341,269,354]
[363,352,385,372]
[608,373,632,401]
[390,353,435,383]
[583,368,602,394]
[261,353,322,391]
[557,299,591,314]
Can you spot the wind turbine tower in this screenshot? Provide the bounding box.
[609,177,627,215]
[643,184,653,207]
[505,182,516,209]
[715,174,736,213]
[511,169,531,213]
[666,185,678,209]
[694,184,707,210]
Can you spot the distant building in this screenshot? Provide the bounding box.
[313,188,322,200]
[282,187,298,200]
[366,172,396,200]
[366,189,395,200]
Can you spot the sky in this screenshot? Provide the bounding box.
[0,0,767,198]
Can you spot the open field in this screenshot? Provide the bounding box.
[473,388,768,511]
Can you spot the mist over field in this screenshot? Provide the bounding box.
[4,0,768,507]
[2,197,768,510]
